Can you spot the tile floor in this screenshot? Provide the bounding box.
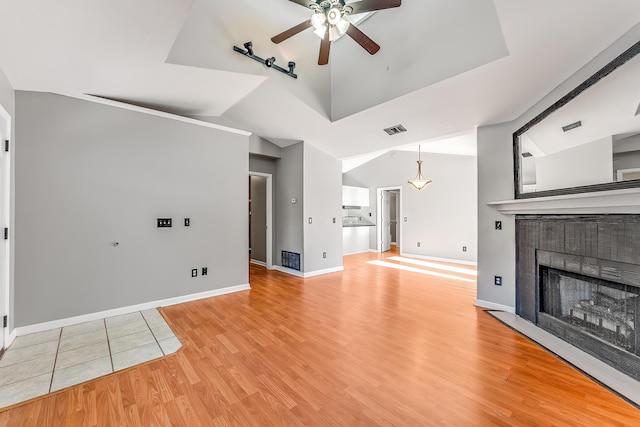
[0,309,181,409]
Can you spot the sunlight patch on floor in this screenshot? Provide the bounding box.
[367,260,476,283]
[388,256,477,276]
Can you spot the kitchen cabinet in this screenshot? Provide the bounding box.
[342,185,370,207]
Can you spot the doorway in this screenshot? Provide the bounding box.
[376,187,402,253]
[0,106,11,350]
[248,172,273,269]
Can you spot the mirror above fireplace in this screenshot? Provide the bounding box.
[513,40,640,199]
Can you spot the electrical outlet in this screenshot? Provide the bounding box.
[157,218,172,228]
[323,252,326,258]
[417,242,421,247]
[495,221,502,230]
[404,217,408,222]
[308,217,313,224]
[463,246,467,252]
[332,217,336,223]
[494,276,502,286]
[184,218,190,226]
[191,269,197,278]
[202,267,207,276]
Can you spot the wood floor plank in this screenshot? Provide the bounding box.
[1,248,639,425]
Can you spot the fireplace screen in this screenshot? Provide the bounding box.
[540,268,639,356]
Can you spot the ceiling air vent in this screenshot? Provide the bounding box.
[562,121,582,132]
[521,152,533,158]
[383,125,407,136]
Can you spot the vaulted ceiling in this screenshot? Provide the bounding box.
[0,0,639,159]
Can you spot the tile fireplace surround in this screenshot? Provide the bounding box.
[515,214,640,397]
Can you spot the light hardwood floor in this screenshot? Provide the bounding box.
[0,249,639,426]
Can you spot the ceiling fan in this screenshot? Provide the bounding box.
[271,0,401,65]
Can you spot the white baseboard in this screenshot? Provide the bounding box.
[343,250,370,256]
[13,284,251,337]
[6,328,16,347]
[475,299,515,313]
[400,252,477,266]
[369,249,379,253]
[249,259,267,267]
[273,265,344,278]
[303,266,344,278]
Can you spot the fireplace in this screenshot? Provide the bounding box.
[516,215,640,381]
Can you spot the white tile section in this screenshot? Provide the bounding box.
[0,308,181,408]
[51,356,113,392]
[112,342,163,371]
[55,341,110,370]
[489,311,640,406]
[9,328,61,349]
[158,336,182,355]
[0,374,52,408]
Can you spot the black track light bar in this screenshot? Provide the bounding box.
[233,41,297,79]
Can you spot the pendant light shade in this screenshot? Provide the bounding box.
[408,145,432,190]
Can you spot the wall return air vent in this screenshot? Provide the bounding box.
[383,124,407,136]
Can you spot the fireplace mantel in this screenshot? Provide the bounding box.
[488,188,640,215]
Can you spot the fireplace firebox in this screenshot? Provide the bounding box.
[516,215,640,381]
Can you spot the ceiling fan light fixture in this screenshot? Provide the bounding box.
[311,11,326,29]
[327,7,342,25]
[313,24,328,39]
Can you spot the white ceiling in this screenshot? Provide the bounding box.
[1,0,640,160]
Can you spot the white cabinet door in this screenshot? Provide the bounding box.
[342,186,369,207]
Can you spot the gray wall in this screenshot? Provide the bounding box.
[343,150,477,262]
[476,22,640,310]
[303,143,343,272]
[14,92,249,327]
[275,143,304,268]
[250,176,267,263]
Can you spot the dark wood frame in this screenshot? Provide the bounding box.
[513,40,640,199]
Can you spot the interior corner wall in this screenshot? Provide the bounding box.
[275,143,304,268]
[303,143,343,273]
[14,91,249,327]
[476,121,517,308]
[343,150,477,263]
[476,21,640,311]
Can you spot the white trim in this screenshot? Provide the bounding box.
[487,187,640,215]
[250,259,267,267]
[368,249,379,253]
[474,299,515,313]
[343,250,371,255]
[302,266,344,278]
[400,251,478,266]
[249,172,273,270]
[6,328,16,347]
[273,266,305,278]
[273,265,344,278]
[13,284,250,337]
[61,93,251,136]
[0,105,11,350]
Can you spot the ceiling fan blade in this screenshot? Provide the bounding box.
[349,0,401,15]
[346,25,380,55]
[271,20,312,44]
[318,30,331,65]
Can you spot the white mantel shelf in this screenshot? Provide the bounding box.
[487,188,640,215]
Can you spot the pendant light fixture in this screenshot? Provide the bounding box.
[408,145,432,190]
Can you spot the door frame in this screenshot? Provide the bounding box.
[376,186,402,253]
[248,172,273,270]
[0,105,11,349]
